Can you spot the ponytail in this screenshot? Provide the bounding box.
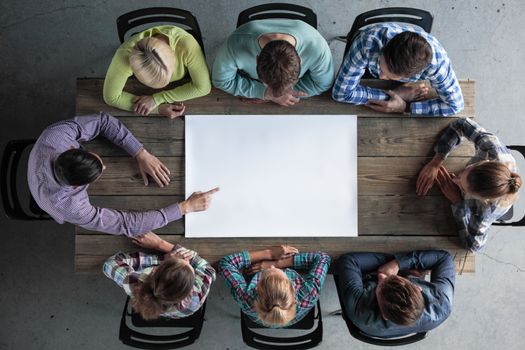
[254,271,296,326]
[131,257,195,320]
[467,161,521,202]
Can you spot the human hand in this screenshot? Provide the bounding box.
[135,148,171,187]
[367,90,407,113]
[133,95,157,116]
[158,102,186,119]
[164,246,195,261]
[269,245,299,260]
[264,89,308,107]
[436,166,462,204]
[179,187,220,214]
[416,157,444,196]
[393,83,429,103]
[132,231,164,250]
[246,260,278,274]
[377,259,400,277]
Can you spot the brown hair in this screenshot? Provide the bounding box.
[376,276,424,326]
[467,161,522,202]
[382,32,432,77]
[132,257,195,320]
[254,270,296,326]
[129,37,175,89]
[256,40,300,97]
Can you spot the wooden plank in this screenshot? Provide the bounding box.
[75,234,475,274]
[82,116,474,158]
[87,156,471,196]
[76,78,475,118]
[79,195,456,236]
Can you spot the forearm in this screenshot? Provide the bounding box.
[248,249,273,263]
[74,204,182,236]
[410,98,463,116]
[332,83,389,104]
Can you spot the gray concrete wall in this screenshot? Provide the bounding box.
[0,1,524,349]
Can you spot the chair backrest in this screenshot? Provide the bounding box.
[237,3,317,28]
[117,7,205,55]
[494,145,525,226]
[119,297,206,349]
[344,7,434,58]
[1,139,50,220]
[333,274,427,346]
[240,300,323,350]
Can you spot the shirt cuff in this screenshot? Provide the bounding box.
[241,250,251,265]
[152,92,167,107]
[164,203,183,222]
[253,83,266,100]
[125,139,144,158]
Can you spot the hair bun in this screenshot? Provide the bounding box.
[509,174,522,193]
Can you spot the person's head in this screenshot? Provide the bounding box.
[254,266,296,326]
[132,257,195,320]
[53,149,104,186]
[256,40,301,97]
[129,37,175,89]
[380,32,432,80]
[453,161,522,202]
[376,275,424,326]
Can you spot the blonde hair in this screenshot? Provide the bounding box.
[254,270,296,326]
[129,37,175,89]
[467,161,522,206]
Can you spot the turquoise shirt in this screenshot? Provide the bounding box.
[212,19,334,99]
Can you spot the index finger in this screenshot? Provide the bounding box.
[204,187,220,195]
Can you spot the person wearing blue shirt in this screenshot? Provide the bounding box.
[336,250,455,338]
[332,23,464,116]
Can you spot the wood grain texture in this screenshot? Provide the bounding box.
[75,234,474,274]
[82,116,474,157]
[79,195,456,236]
[76,78,475,117]
[87,156,471,196]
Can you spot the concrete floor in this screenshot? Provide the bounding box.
[1,0,524,349]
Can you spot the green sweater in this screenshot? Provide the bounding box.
[103,25,211,112]
[212,19,334,99]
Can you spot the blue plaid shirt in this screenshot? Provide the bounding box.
[435,118,518,252]
[332,23,464,116]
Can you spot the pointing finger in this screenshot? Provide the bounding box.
[205,187,220,195]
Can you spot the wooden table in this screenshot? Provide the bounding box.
[75,78,476,273]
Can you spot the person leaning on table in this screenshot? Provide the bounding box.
[212,19,334,107]
[27,112,219,236]
[332,23,464,116]
[104,232,216,320]
[103,25,211,119]
[336,250,455,338]
[219,246,330,327]
[416,118,521,252]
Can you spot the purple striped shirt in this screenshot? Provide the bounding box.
[27,112,182,236]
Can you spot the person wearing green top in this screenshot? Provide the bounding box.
[212,19,334,107]
[103,25,211,118]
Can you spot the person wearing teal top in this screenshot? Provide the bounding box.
[212,19,334,107]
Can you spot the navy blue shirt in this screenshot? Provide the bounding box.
[336,250,455,338]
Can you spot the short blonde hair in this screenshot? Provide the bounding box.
[129,37,175,89]
[254,271,296,326]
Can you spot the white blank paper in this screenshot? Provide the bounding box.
[185,115,357,237]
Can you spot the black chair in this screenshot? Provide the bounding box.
[343,7,433,58]
[494,145,525,226]
[119,297,207,349]
[117,7,205,55]
[332,274,427,346]
[237,3,317,28]
[241,300,323,350]
[1,140,50,220]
